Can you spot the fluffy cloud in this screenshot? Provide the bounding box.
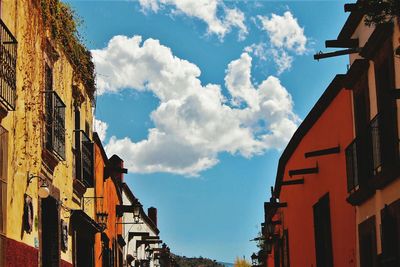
[93,36,299,176]
[138,0,247,40]
[94,117,108,142]
[251,11,307,74]
[258,11,307,54]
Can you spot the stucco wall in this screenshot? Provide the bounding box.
[280,88,356,267]
[1,0,94,265]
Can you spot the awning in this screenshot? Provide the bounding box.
[71,209,102,235]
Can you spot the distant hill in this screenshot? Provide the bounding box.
[219,262,234,267]
[173,255,225,267]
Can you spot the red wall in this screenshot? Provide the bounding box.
[279,89,356,266]
[5,238,73,267]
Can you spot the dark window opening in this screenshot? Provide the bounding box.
[346,74,373,192]
[359,216,378,267]
[374,38,399,172]
[313,193,333,267]
[44,65,66,160]
[75,233,95,267]
[41,197,60,267]
[380,199,400,266]
[0,19,17,111]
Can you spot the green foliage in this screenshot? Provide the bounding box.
[173,255,225,267]
[41,0,96,99]
[233,258,251,267]
[355,0,400,26]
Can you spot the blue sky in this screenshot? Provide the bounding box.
[67,0,351,263]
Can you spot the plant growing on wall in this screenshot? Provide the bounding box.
[40,0,96,99]
[352,0,400,26]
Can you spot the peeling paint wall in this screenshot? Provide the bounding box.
[1,0,94,265]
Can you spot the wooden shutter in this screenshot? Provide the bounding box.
[380,200,400,266]
[358,216,378,267]
[313,193,334,267]
[374,38,398,168]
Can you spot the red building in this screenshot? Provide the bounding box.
[262,75,357,267]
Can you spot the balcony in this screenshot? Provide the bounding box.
[75,130,94,187]
[44,91,66,160]
[345,114,399,204]
[0,19,17,111]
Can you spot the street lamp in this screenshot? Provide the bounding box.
[27,173,50,198]
[251,253,258,266]
[133,201,142,223]
[145,246,153,260]
[96,212,108,231]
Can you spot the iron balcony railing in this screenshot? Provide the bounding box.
[45,91,66,160]
[346,115,382,192]
[0,19,17,111]
[75,130,94,187]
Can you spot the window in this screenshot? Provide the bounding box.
[374,38,399,172]
[74,107,94,187]
[44,64,66,160]
[380,200,400,266]
[346,74,373,192]
[358,216,378,267]
[313,193,333,267]
[0,19,17,111]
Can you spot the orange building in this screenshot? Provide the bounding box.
[334,4,400,266]
[263,75,357,267]
[93,133,127,267]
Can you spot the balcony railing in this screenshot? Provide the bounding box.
[75,130,94,187]
[370,115,382,176]
[0,19,17,111]
[45,91,66,160]
[346,115,383,192]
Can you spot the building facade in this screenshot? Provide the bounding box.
[0,0,97,266]
[262,76,356,267]
[339,7,400,267]
[121,184,161,267]
[258,3,400,267]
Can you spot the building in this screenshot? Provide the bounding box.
[121,184,161,267]
[262,76,356,267]
[0,0,97,266]
[259,2,400,267]
[93,133,127,267]
[336,4,400,267]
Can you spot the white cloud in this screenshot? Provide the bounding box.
[93,36,299,176]
[244,43,268,61]
[271,49,293,74]
[94,117,108,142]
[258,11,307,54]
[252,11,307,75]
[138,0,248,40]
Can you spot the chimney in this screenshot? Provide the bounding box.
[148,207,157,227]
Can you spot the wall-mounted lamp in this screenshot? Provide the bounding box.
[27,173,50,198]
[395,45,400,57]
[145,246,153,260]
[96,212,109,231]
[133,201,142,224]
[251,252,258,265]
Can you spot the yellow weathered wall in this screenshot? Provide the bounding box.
[1,0,94,264]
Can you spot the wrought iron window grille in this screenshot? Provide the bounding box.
[44,90,66,160]
[0,19,17,111]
